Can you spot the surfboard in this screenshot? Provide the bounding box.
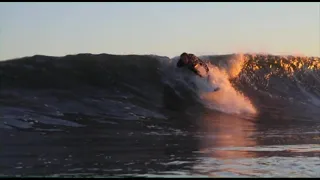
[202,84,220,92]
[193,65,220,92]
[194,74,220,93]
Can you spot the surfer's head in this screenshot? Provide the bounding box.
[181,52,188,56]
[179,52,189,64]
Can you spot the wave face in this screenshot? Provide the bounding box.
[1,53,319,115]
[1,53,320,177]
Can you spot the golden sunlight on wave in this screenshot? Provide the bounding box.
[199,55,257,115]
[243,54,320,78]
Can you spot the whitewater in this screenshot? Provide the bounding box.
[0,53,320,177]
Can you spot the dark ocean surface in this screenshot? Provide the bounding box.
[0,53,320,177]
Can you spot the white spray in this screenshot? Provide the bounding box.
[193,54,257,115]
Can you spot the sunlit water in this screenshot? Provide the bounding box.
[1,90,319,177]
[1,53,320,177]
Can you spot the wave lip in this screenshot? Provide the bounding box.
[0,53,319,116]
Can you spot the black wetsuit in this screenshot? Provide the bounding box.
[176,53,209,77]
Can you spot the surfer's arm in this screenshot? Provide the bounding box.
[189,55,209,72]
[189,66,203,77]
[197,60,209,74]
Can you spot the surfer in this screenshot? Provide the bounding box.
[176,52,220,92]
[176,52,210,78]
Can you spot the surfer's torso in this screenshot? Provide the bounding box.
[176,52,209,77]
[176,52,219,92]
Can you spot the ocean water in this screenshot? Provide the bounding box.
[0,53,320,177]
